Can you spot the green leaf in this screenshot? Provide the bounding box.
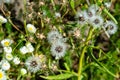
[40,73,74,80]
[5,22,12,34]
[70,0,75,10]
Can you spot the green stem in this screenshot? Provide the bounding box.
[78,27,94,80]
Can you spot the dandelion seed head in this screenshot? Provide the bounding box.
[90,15,103,28]
[104,21,117,35]
[25,56,41,73]
[47,30,63,44]
[51,41,67,59]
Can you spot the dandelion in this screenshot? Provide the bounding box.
[0,69,6,80]
[0,60,10,71]
[90,15,103,28]
[27,24,36,34]
[0,15,7,24]
[5,53,13,61]
[50,41,67,59]
[25,56,41,73]
[104,21,117,35]
[26,42,34,53]
[76,10,87,26]
[3,47,12,54]
[13,57,20,65]
[20,68,27,75]
[88,4,99,14]
[47,30,63,44]
[20,46,28,54]
[1,39,13,47]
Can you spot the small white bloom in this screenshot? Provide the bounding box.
[0,15,7,23]
[13,57,20,65]
[20,46,29,54]
[50,41,67,59]
[5,53,13,61]
[25,56,41,73]
[26,42,34,53]
[104,2,111,8]
[1,60,10,71]
[47,30,63,44]
[3,47,12,54]
[20,68,27,75]
[0,69,7,80]
[104,21,117,35]
[1,39,13,47]
[90,15,103,28]
[27,24,36,34]
[55,12,61,18]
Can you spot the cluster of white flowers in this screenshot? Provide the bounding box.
[76,4,117,35]
[20,42,34,54]
[47,30,67,59]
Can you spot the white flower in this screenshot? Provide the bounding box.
[47,30,63,44]
[104,21,117,35]
[55,12,61,18]
[1,39,13,47]
[50,41,67,59]
[0,69,7,80]
[25,56,41,73]
[5,53,13,61]
[3,47,12,54]
[0,15,7,23]
[27,24,36,34]
[13,57,20,65]
[104,2,111,8]
[26,42,34,53]
[90,15,103,28]
[1,60,10,71]
[20,46,28,54]
[20,68,27,75]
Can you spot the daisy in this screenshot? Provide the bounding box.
[20,46,29,54]
[0,15,7,24]
[13,57,20,65]
[3,47,12,54]
[0,60,10,71]
[55,12,61,18]
[104,21,117,35]
[50,41,67,59]
[90,15,103,28]
[25,56,41,73]
[20,68,27,75]
[47,30,63,44]
[5,53,13,61]
[0,69,6,80]
[1,39,13,47]
[88,4,99,14]
[27,24,36,34]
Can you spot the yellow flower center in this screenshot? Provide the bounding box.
[29,27,33,31]
[4,41,10,46]
[0,72,3,79]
